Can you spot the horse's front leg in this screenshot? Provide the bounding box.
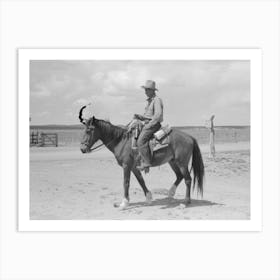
[119,164,131,209]
[132,168,152,204]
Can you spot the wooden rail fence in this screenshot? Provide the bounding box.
[30,131,58,147]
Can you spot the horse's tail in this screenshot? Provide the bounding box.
[191,138,204,196]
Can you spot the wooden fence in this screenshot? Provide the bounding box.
[30,131,58,147]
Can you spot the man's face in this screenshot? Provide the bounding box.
[145,88,155,98]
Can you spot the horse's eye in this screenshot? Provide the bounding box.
[86,127,93,132]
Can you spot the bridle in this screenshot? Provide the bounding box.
[85,124,132,153]
[82,126,104,153]
[87,142,105,153]
[79,105,103,152]
[79,105,132,153]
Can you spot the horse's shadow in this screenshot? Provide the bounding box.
[128,197,222,210]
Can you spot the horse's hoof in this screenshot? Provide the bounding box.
[145,191,153,204]
[113,202,119,208]
[168,185,177,198]
[115,198,129,210]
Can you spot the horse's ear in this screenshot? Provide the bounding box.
[90,116,96,125]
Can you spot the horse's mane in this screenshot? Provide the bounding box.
[95,119,128,139]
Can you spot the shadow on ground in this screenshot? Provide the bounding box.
[127,197,222,210]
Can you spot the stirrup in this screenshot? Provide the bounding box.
[136,162,151,172]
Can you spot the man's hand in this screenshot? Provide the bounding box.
[128,119,142,132]
[134,114,151,122]
[134,114,143,120]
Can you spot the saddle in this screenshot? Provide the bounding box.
[130,120,172,154]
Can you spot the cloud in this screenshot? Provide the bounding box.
[91,72,105,82]
[73,98,89,106]
[30,85,51,97]
[38,111,50,117]
[30,111,50,122]
[30,60,250,125]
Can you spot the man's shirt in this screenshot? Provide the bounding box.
[143,95,163,127]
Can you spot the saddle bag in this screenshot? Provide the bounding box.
[154,125,172,141]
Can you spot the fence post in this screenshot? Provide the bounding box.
[205,115,215,158]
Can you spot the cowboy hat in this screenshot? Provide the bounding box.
[141,80,158,91]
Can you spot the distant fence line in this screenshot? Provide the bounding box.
[29,127,250,147]
[178,127,250,144]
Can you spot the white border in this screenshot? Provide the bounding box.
[18,48,262,231]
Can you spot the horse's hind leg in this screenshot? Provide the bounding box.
[172,163,192,205]
[132,168,152,204]
[184,169,192,205]
[168,160,183,198]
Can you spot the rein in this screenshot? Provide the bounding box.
[89,142,105,152]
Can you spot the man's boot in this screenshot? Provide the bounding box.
[137,143,152,171]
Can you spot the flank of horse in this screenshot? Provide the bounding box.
[79,107,204,209]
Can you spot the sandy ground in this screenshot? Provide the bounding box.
[30,142,250,220]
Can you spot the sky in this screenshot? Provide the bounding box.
[30,60,250,126]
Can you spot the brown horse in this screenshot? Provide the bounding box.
[79,106,204,209]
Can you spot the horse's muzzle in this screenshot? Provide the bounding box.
[80,144,90,153]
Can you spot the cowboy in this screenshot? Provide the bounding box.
[134,80,164,171]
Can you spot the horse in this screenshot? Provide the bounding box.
[79,105,204,209]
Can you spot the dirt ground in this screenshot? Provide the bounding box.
[30,142,250,220]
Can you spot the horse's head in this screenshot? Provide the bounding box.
[79,106,101,153]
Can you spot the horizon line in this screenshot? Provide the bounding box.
[30,123,250,128]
